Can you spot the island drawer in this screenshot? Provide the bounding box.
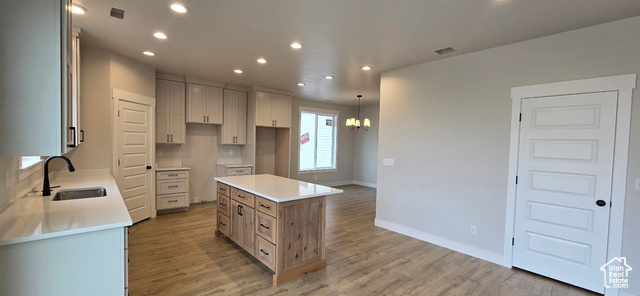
[256,211,276,244]
[231,187,255,207]
[157,170,188,180]
[157,193,188,210]
[217,213,230,236]
[256,197,276,217]
[256,236,276,271]
[218,195,231,217]
[217,183,230,197]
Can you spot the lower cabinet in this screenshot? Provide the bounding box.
[0,227,128,295]
[156,169,190,211]
[215,182,326,286]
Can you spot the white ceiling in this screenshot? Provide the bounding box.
[74,0,640,106]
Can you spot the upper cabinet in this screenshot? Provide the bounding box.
[219,89,247,145]
[67,27,83,149]
[186,79,223,125]
[0,0,73,156]
[156,77,186,144]
[255,91,291,128]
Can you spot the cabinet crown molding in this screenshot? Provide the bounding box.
[186,77,226,88]
[156,73,186,82]
[248,86,292,96]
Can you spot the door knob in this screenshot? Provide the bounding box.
[596,200,607,207]
[146,165,152,170]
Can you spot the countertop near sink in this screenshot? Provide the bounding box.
[0,175,132,246]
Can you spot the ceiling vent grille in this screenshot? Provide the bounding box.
[110,8,125,19]
[435,47,456,55]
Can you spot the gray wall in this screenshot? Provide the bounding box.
[378,16,640,294]
[353,105,379,186]
[289,98,356,185]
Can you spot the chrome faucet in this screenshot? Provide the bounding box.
[42,156,75,196]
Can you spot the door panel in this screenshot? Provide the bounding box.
[255,91,273,127]
[273,94,290,128]
[155,81,169,143]
[513,91,617,293]
[169,81,185,143]
[187,84,205,123]
[116,96,153,224]
[206,86,223,124]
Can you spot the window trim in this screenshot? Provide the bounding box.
[19,156,44,182]
[297,106,339,173]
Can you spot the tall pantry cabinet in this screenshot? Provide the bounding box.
[219,89,247,145]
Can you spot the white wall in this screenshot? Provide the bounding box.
[377,16,640,294]
[289,98,356,185]
[353,105,379,187]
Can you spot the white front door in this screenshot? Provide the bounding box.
[113,89,154,224]
[512,91,618,293]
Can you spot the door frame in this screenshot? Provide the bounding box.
[111,88,157,220]
[503,74,636,295]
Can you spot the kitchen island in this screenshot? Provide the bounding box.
[214,174,343,285]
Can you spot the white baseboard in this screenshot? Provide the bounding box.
[353,180,377,188]
[322,180,354,187]
[374,218,505,267]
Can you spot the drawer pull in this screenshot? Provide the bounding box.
[260,249,269,256]
[168,200,178,203]
[220,202,226,207]
[168,185,179,188]
[237,194,244,198]
[219,187,227,191]
[219,222,226,226]
[168,174,178,177]
[260,204,271,209]
[259,223,270,230]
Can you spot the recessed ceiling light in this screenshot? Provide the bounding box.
[142,51,155,56]
[234,69,243,74]
[361,66,372,71]
[153,32,167,39]
[257,58,267,64]
[71,4,86,14]
[297,83,305,86]
[324,75,334,79]
[170,3,189,13]
[290,42,303,49]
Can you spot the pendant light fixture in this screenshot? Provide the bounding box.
[346,95,370,131]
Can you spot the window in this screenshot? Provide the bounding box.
[20,156,42,169]
[299,107,338,172]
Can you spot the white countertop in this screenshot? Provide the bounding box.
[156,167,190,171]
[0,175,132,247]
[214,174,343,203]
[216,164,253,168]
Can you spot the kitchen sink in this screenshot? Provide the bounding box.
[52,187,107,201]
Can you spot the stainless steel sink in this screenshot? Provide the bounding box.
[52,187,107,201]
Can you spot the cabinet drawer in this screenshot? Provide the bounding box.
[217,213,230,236]
[256,236,276,271]
[157,179,188,194]
[256,197,276,217]
[157,170,189,180]
[231,187,255,207]
[218,195,231,217]
[157,193,188,210]
[256,211,276,244]
[217,183,230,197]
[226,167,251,176]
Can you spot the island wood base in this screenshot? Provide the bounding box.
[215,182,326,286]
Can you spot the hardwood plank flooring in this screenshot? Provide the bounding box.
[128,185,597,296]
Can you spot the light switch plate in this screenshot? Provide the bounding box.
[635,179,640,191]
[383,158,395,167]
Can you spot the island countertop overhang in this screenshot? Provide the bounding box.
[214,174,343,203]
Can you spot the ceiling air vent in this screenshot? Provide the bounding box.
[110,8,125,19]
[435,47,456,55]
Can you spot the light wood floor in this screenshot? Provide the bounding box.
[129,185,597,296]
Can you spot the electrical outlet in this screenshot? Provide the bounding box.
[470,225,477,235]
[157,150,162,157]
[314,175,318,180]
[383,158,395,167]
[229,150,233,156]
[194,196,199,203]
[635,179,640,191]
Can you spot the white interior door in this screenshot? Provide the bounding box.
[114,90,154,224]
[512,91,618,293]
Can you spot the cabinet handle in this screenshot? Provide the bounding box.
[237,194,244,199]
[260,249,269,256]
[167,134,170,142]
[168,185,179,188]
[168,200,178,203]
[275,120,277,126]
[68,127,77,148]
[219,202,226,207]
[80,130,85,142]
[207,115,209,122]
[204,116,206,122]
[219,187,227,191]
[238,205,243,216]
[259,223,270,230]
[170,134,173,142]
[260,204,270,209]
[220,221,226,226]
[168,174,178,177]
